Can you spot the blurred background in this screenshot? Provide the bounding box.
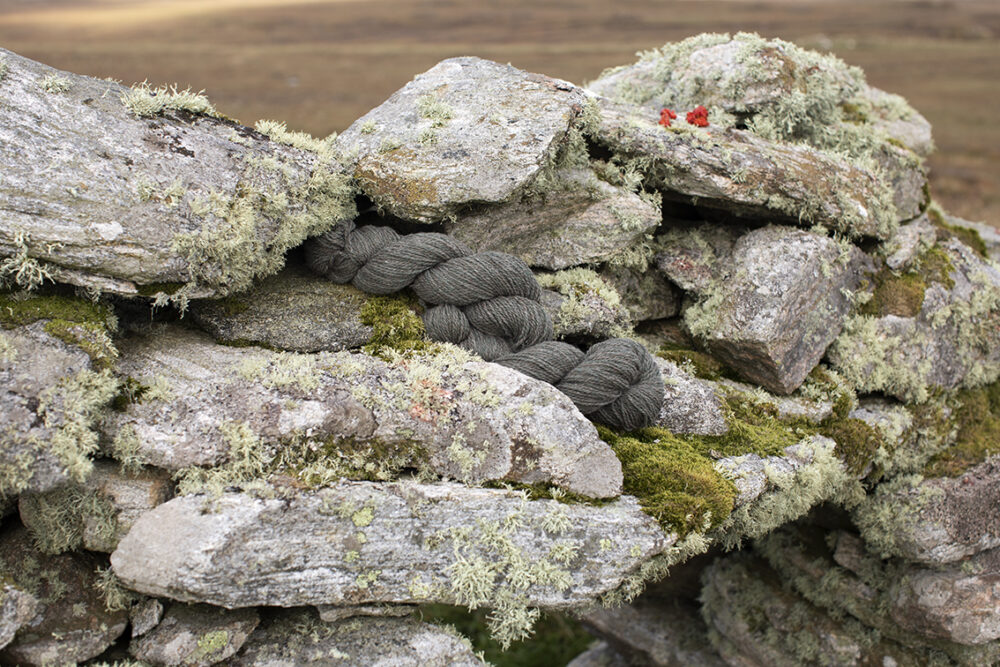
[1,0,997,224]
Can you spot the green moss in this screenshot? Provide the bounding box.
[359,294,432,359]
[0,291,113,330]
[656,344,739,382]
[927,202,989,259]
[42,319,117,370]
[924,380,1000,477]
[858,270,926,318]
[915,245,955,290]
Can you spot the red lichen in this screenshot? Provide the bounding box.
[686,105,709,127]
[659,108,677,127]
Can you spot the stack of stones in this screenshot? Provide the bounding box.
[1,32,998,666]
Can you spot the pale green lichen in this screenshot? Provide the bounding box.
[39,73,71,94]
[0,57,7,81]
[359,120,377,134]
[121,81,218,118]
[416,93,454,128]
[235,350,321,392]
[0,332,15,362]
[194,630,231,660]
[94,566,138,612]
[1,230,53,291]
[255,119,337,153]
[851,473,945,559]
[20,482,117,555]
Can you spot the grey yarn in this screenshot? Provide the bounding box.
[305,220,664,431]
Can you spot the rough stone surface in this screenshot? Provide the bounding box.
[714,441,831,508]
[110,482,671,609]
[653,358,728,436]
[334,56,586,223]
[592,98,899,239]
[581,598,726,666]
[538,287,630,342]
[685,225,874,394]
[945,213,1000,262]
[566,641,630,667]
[130,598,164,638]
[884,212,937,271]
[0,526,127,664]
[315,603,414,624]
[600,264,680,322]
[227,613,486,666]
[130,603,259,666]
[830,238,1000,402]
[446,167,660,270]
[1,320,114,496]
[189,264,373,352]
[855,457,1000,565]
[102,325,622,498]
[0,48,351,297]
[0,584,41,650]
[653,225,741,294]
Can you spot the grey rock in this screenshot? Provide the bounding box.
[315,604,414,624]
[0,584,41,650]
[883,212,937,271]
[110,482,671,609]
[189,265,373,352]
[130,604,259,666]
[714,441,832,508]
[102,326,622,498]
[943,213,1000,262]
[653,358,728,436]
[863,86,935,158]
[1,319,117,497]
[0,526,128,664]
[446,167,660,270]
[131,598,164,638]
[566,641,630,667]
[335,56,586,223]
[854,457,1000,565]
[717,378,834,423]
[653,225,740,294]
[685,225,874,394]
[599,264,680,322]
[581,598,726,667]
[0,47,352,297]
[537,269,632,341]
[591,97,900,239]
[829,238,1000,402]
[227,612,486,666]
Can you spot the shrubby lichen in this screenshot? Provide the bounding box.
[121,81,218,118]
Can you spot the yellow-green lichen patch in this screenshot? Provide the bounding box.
[0,291,114,331]
[535,267,631,338]
[39,73,71,94]
[359,294,432,359]
[0,57,8,81]
[254,119,337,154]
[121,81,219,118]
[42,320,118,370]
[923,380,1000,477]
[416,93,454,128]
[858,270,926,318]
[0,229,54,291]
[193,630,231,661]
[656,344,740,382]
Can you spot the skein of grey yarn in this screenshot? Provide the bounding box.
[305,220,664,431]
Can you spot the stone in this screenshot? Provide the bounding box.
[0,48,353,298]
[653,358,728,436]
[599,264,680,322]
[566,641,630,667]
[334,56,586,223]
[227,612,486,666]
[942,213,1000,262]
[0,526,127,664]
[103,326,622,498]
[536,269,632,341]
[829,238,1000,402]
[1,317,118,497]
[854,457,1000,565]
[714,440,838,508]
[717,378,834,423]
[315,604,414,624]
[445,167,660,270]
[883,212,937,271]
[653,225,740,294]
[684,225,874,394]
[0,584,41,650]
[110,481,671,609]
[189,264,373,352]
[130,603,259,666]
[130,598,164,638]
[581,597,726,666]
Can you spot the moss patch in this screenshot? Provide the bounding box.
[924,380,1000,477]
[859,271,925,318]
[0,292,112,330]
[656,344,740,382]
[359,294,432,359]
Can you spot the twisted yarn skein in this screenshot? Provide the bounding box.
[305,220,664,431]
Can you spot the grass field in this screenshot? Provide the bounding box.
[1,0,997,224]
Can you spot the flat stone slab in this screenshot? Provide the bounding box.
[684,225,873,394]
[130,603,259,666]
[334,56,586,223]
[103,325,622,498]
[189,264,373,352]
[653,358,728,436]
[110,482,671,610]
[445,167,660,270]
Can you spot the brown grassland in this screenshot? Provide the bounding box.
[1,0,997,224]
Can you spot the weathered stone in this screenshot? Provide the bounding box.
[717,378,834,423]
[334,56,586,223]
[653,358,728,436]
[0,584,41,650]
[227,612,485,666]
[316,603,414,624]
[567,641,630,667]
[685,225,873,394]
[653,225,740,294]
[591,98,900,239]
[854,457,1000,565]
[130,603,259,666]
[0,47,353,297]
[830,238,1000,402]
[537,269,632,341]
[883,212,937,271]
[943,213,1000,262]
[103,326,621,498]
[581,598,726,666]
[1,318,117,497]
[445,167,660,270]
[0,526,127,664]
[714,440,836,508]
[110,482,671,609]
[599,264,680,322]
[189,264,373,352]
[131,598,164,638]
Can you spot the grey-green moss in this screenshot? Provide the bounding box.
[0,291,118,369]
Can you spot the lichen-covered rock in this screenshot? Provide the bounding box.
[130,603,259,666]
[315,603,414,623]
[853,458,1000,565]
[581,598,726,666]
[883,212,937,271]
[0,526,128,664]
[830,238,1000,402]
[653,358,728,436]
[227,612,486,666]
[599,264,680,322]
[110,482,671,610]
[334,56,586,223]
[684,225,874,394]
[445,167,660,270]
[536,268,632,341]
[189,265,373,352]
[0,584,41,650]
[714,439,840,509]
[0,48,354,297]
[1,312,118,498]
[102,326,622,498]
[131,598,164,638]
[567,641,631,667]
[653,225,741,294]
